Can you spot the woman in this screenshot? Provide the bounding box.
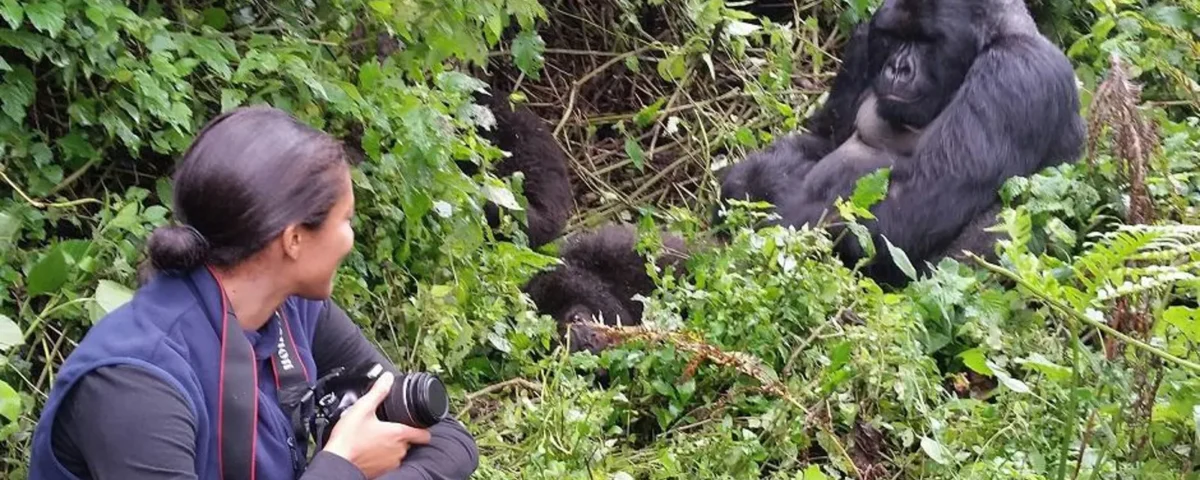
[28,106,479,480]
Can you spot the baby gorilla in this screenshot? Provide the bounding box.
[466,90,573,248]
[521,223,690,354]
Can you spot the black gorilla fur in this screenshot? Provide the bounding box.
[777,91,928,220]
[464,90,573,248]
[522,223,690,354]
[717,0,1086,286]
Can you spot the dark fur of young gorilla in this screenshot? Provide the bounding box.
[522,223,690,354]
[462,89,573,248]
[716,0,1086,287]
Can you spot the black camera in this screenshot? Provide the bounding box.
[308,363,449,447]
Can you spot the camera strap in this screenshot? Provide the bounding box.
[185,267,314,480]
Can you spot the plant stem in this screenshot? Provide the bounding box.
[967,253,1200,373]
[0,167,101,209]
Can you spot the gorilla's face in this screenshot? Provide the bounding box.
[557,304,611,354]
[867,0,980,129]
[563,304,596,324]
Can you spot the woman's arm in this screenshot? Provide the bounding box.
[51,365,199,480]
[312,302,481,480]
[51,364,367,479]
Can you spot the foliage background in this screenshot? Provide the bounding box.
[1,0,1199,479]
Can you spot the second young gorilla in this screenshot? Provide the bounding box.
[717,0,1086,286]
[522,223,690,354]
[463,89,573,248]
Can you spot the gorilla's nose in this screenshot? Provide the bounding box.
[885,53,916,82]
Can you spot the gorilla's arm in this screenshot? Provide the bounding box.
[801,23,879,146]
[831,35,1082,277]
[716,23,877,213]
[476,92,573,248]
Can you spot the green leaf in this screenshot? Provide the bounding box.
[25,1,65,38]
[220,88,246,112]
[26,245,68,296]
[358,62,382,91]
[1,65,35,123]
[920,436,952,465]
[656,52,687,81]
[0,314,21,352]
[201,7,229,29]
[487,331,512,353]
[84,5,107,27]
[1092,17,1116,40]
[0,0,23,29]
[42,164,63,186]
[112,69,133,83]
[31,142,52,166]
[651,378,674,397]
[0,30,48,59]
[634,98,666,128]
[94,279,134,315]
[1164,306,1200,342]
[988,361,1032,394]
[850,168,890,210]
[845,222,876,260]
[484,184,523,211]
[0,210,19,248]
[147,31,178,53]
[368,0,393,15]
[726,20,762,36]
[109,201,141,231]
[957,348,994,376]
[435,71,487,96]
[883,236,918,281]
[1017,353,1071,381]
[0,379,19,422]
[801,465,828,480]
[511,31,545,79]
[155,177,174,208]
[624,55,640,73]
[58,131,99,161]
[189,36,232,79]
[734,127,756,147]
[144,205,169,224]
[828,340,852,370]
[624,138,645,171]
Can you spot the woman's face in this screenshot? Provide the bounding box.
[289,167,356,299]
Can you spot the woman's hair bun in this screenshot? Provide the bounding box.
[146,224,210,272]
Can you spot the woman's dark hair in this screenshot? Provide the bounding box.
[143,105,355,278]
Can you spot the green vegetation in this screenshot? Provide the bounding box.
[1,0,1199,478]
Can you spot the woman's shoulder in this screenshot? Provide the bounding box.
[280,296,336,339]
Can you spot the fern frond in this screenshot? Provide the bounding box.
[1073,227,1160,294]
[1075,224,1200,303]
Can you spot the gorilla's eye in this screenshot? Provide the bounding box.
[567,308,594,324]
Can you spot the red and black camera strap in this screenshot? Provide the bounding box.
[185,266,314,480]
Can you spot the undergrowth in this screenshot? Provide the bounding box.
[2,0,1199,479]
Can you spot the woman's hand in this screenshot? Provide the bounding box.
[322,372,432,479]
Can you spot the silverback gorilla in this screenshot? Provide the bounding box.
[466,89,573,248]
[717,0,1086,286]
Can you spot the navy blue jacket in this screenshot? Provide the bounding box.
[28,266,477,479]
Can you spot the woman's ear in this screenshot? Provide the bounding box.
[281,224,303,261]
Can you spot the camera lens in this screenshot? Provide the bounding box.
[378,372,449,428]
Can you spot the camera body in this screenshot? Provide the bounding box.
[309,362,449,447]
